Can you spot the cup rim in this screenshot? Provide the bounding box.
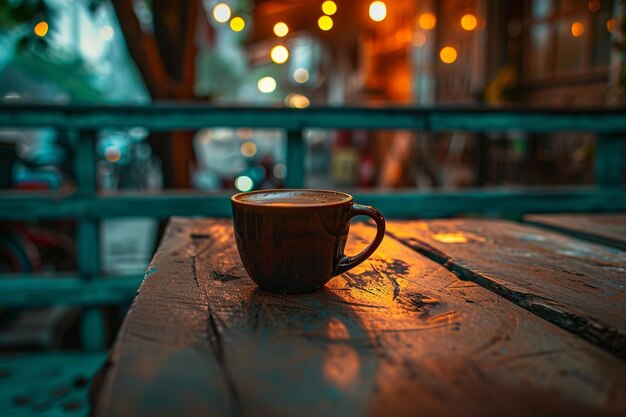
[231,188,353,208]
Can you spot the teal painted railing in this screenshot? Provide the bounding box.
[1,104,625,348]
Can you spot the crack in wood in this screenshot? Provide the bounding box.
[389,230,626,361]
[206,309,244,417]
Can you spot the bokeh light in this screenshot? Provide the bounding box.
[212,3,231,23]
[318,15,333,31]
[411,31,426,47]
[322,1,337,16]
[369,1,387,22]
[257,77,277,93]
[418,13,437,30]
[235,176,254,192]
[571,22,585,37]
[240,141,257,158]
[293,68,310,83]
[286,93,310,108]
[273,164,286,179]
[607,19,616,33]
[395,28,412,43]
[99,25,114,40]
[461,14,477,31]
[440,46,457,64]
[270,45,289,64]
[104,146,121,163]
[274,22,289,37]
[34,21,48,37]
[230,17,245,32]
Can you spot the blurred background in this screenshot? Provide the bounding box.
[0,1,624,414]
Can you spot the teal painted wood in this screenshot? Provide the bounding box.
[595,135,625,186]
[2,105,626,133]
[0,275,143,307]
[81,309,107,352]
[73,129,105,350]
[1,188,626,220]
[285,129,305,188]
[0,352,106,416]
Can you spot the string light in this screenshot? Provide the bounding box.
[240,142,257,158]
[440,46,457,64]
[318,15,333,31]
[34,21,48,37]
[293,68,309,83]
[258,77,277,93]
[212,3,231,23]
[607,19,616,33]
[571,22,585,37]
[270,45,289,64]
[235,176,254,192]
[286,94,310,108]
[230,16,245,32]
[322,1,337,15]
[461,14,477,31]
[369,1,387,22]
[274,22,289,37]
[418,13,436,30]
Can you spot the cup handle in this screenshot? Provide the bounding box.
[333,203,386,276]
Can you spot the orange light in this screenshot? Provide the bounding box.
[439,46,457,64]
[607,19,616,33]
[34,21,48,37]
[395,28,412,43]
[369,1,387,22]
[571,22,585,37]
[318,15,333,31]
[588,0,600,12]
[322,1,337,16]
[418,13,436,30]
[461,14,477,31]
[273,22,289,37]
[230,17,245,32]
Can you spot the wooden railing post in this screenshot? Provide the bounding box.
[596,135,625,187]
[285,128,305,188]
[73,129,106,350]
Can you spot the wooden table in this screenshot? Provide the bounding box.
[92,216,626,417]
[525,213,626,251]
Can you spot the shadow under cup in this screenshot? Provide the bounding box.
[231,189,386,294]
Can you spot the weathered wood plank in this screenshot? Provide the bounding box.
[386,219,626,359]
[525,213,626,251]
[94,218,626,416]
[92,219,232,417]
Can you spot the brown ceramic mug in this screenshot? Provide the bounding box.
[231,189,386,294]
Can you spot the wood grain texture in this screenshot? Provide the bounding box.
[525,213,626,250]
[386,219,626,359]
[93,218,626,417]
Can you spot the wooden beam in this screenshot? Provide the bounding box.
[1,188,626,220]
[2,105,626,132]
[0,275,143,307]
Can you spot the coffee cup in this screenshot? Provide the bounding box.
[231,189,386,293]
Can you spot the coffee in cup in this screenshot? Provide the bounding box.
[231,189,385,293]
